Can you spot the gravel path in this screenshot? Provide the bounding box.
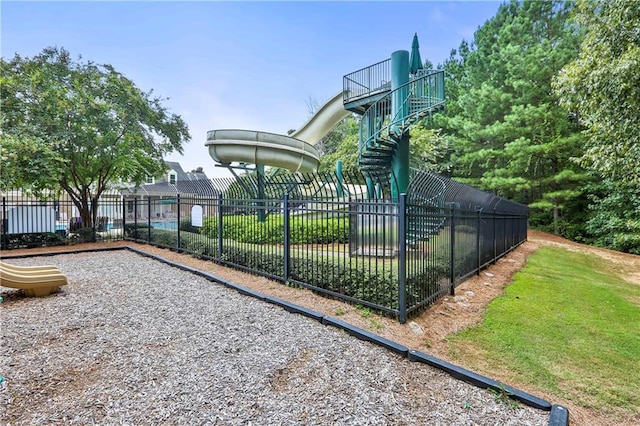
[1,251,549,425]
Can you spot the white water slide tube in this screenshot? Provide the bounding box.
[206,91,350,173]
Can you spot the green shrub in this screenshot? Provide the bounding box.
[148,229,177,247]
[179,232,216,257]
[124,223,152,239]
[139,227,455,312]
[179,217,201,234]
[218,246,398,309]
[405,266,450,306]
[202,214,348,244]
[73,227,95,242]
[3,232,66,249]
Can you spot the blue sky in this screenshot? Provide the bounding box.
[2,1,502,178]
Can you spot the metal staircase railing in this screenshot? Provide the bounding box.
[343,59,391,103]
[357,70,445,178]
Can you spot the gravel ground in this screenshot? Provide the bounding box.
[0,251,550,425]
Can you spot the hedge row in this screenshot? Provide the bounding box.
[200,215,349,245]
[1,232,66,250]
[1,227,106,249]
[127,225,462,313]
[221,247,398,309]
[131,227,401,309]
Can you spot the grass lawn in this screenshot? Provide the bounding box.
[448,246,640,421]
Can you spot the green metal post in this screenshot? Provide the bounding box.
[365,176,375,200]
[398,193,407,323]
[217,193,223,259]
[391,50,410,201]
[257,164,266,222]
[335,160,344,197]
[283,194,290,282]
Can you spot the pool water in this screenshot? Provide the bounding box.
[150,220,178,231]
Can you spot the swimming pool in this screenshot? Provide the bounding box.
[150,220,178,231]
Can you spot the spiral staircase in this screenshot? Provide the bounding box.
[343,61,447,242]
[344,65,446,179]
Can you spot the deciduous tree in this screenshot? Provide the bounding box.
[554,0,640,183]
[1,47,190,228]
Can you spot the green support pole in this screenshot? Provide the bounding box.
[257,164,266,222]
[335,160,344,197]
[365,176,375,199]
[390,50,410,201]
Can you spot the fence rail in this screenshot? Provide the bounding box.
[1,171,527,322]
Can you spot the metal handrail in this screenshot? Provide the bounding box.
[357,70,446,170]
[343,58,391,103]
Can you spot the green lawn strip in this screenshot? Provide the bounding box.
[448,246,640,417]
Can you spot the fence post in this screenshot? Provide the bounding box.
[477,209,481,276]
[91,202,97,243]
[147,197,152,243]
[1,197,7,250]
[122,197,127,238]
[176,194,181,251]
[133,198,138,240]
[449,206,456,296]
[493,208,497,264]
[217,193,223,259]
[504,213,508,253]
[397,193,407,324]
[283,194,290,283]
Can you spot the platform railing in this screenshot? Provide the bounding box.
[343,59,391,103]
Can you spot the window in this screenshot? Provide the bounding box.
[168,172,177,185]
[145,176,155,185]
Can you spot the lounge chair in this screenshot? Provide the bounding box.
[1,260,61,274]
[0,262,68,297]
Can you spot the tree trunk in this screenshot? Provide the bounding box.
[79,201,93,228]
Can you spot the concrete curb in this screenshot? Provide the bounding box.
[407,350,551,410]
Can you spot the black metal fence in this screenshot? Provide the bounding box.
[1,190,124,249]
[120,170,527,322]
[2,171,527,322]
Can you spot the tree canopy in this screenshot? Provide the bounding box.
[435,0,589,234]
[554,0,640,183]
[1,47,190,226]
[553,0,640,252]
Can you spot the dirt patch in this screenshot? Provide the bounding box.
[3,232,640,425]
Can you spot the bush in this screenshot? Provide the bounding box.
[137,226,454,312]
[69,227,95,243]
[148,229,177,247]
[218,246,399,309]
[124,223,152,239]
[179,217,201,234]
[202,215,349,245]
[2,232,66,249]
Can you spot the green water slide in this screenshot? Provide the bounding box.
[206,92,349,173]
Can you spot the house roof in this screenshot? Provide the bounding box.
[120,161,219,197]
